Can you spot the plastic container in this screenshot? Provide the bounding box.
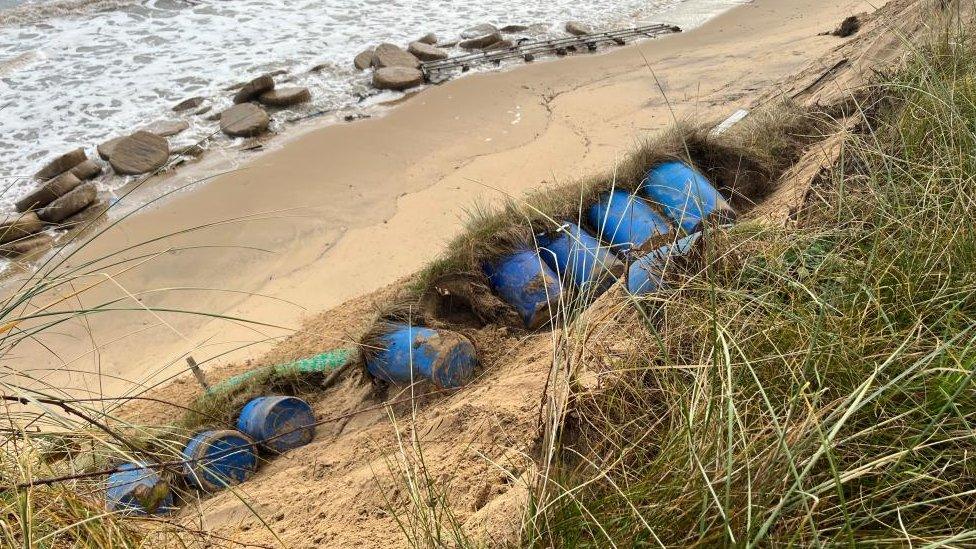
[588,190,672,255]
[106,462,174,515]
[484,249,562,329]
[182,429,258,492]
[366,324,478,388]
[627,233,702,295]
[641,161,735,233]
[537,222,624,295]
[237,396,316,454]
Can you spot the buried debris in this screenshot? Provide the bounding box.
[106,463,174,515]
[827,15,861,37]
[237,396,316,454]
[182,429,258,493]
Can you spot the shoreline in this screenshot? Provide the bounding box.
[6,0,876,400]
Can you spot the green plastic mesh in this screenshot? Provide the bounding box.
[207,348,352,395]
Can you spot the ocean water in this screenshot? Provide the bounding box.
[0,0,745,211]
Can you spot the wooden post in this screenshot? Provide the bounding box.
[186,356,210,391]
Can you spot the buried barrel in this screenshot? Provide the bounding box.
[641,161,735,233]
[237,396,316,454]
[588,190,672,255]
[106,462,174,515]
[366,324,478,388]
[182,429,258,492]
[537,222,624,296]
[627,232,702,295]
[484,249,562,329]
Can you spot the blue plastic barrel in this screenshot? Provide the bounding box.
[537,222,624,295]
[366,324,478,388]
[182,429,258,492]
[106,462,174,515]
[641,161,735,233]
[588,190,672,255]
[237,396,316,454]
[484,249,562,329]
[627,232,702,295]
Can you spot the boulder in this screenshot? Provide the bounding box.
[141,119,190,137]
[70,159,102,180]
[353,48,375,71]
[462,23,498,39]
[408,41,449,61]
[15,172,82,213]
[194,105,212,116]
[60,196,109,228]
[109,131,170,175]
[500,24,529,33]
[0,233,53,259]
[372,67,424,91]
[459,32,503,50]
[0,212,44,245]
[565,21,591,36]
[258,87,312,107]
[97,136,124,160]
[484,39,515,51]
[233,74,275,104]
[417,32,438,45]
[34,148,87,181]
[37,182,97,223]
[371,43,419,69]
[172,96,205,112]
[220,103,270,137]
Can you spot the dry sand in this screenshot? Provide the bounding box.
[5,0,886,402]
[6,0,925,546]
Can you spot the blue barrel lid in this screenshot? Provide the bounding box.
[106,462,174,515]
[237,396,316,454]
[182,429,258,492]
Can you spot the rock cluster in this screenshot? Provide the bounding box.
[6,146,109,257]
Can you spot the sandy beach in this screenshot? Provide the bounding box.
[8,0,875,400]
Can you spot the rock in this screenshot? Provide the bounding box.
[34,148,87,181]
[60,196,109,229]
[459,32,503,50]
[37,182,97,223]
[437,39,460,48]
[371,43,419,69]
[205,111,222,122]
[408,41,449,61]
[141,119,190,137]
[264,69,288,78]
[172,96,205,112]
[220,103,270,137]
[484,39,514,51]
[233,74,275,104]
[372,67,424,91]
[194,105,212,116]
[15,172,82,212]
[353,48,375,71]
[0,233,53,259]
[523,53,535,62]
[0,212,44,245]
[70,159,102,180]
[109,131,169,175]
[258,87,311,107]
[462,23,498,39]
[500,24,529,33]
[97,137,124,160]
[565,21,591,36]
[417,32,438,45]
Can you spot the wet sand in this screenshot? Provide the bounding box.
[6,0,880,399]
